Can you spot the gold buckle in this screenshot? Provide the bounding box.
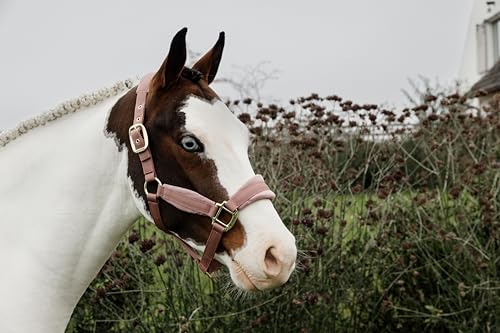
[128,124,149,153]
[212,201,238,232]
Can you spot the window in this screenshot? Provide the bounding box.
[477,23,487,73]
[495,20,500,60]
[477,12,500,74]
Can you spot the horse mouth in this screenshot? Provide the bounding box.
[232,260,259,291]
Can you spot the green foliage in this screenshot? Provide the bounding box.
[68,93,500,333]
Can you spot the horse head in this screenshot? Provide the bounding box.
[107,28,296,291]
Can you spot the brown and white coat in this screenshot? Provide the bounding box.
[0,28,296,333]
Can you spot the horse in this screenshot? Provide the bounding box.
[0,28,297,333]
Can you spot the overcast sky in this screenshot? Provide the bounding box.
[0,0,474,129]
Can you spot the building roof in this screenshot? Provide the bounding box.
[471,59,500,94]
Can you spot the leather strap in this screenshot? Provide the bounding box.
[129,73,276,274]
[157,174,275,273]
[200,223,225,272]
[156,175,274,218]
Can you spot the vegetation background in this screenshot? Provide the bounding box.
[68,87,499,333]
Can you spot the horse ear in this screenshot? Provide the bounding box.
[152,27,188,90]
[192,32,225,84]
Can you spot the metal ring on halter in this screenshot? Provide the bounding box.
[144,177,162,196]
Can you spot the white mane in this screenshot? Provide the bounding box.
[0,79,136,147]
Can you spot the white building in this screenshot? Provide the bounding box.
[459,0,500,92]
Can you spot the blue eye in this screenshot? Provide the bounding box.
[180,135,203,153]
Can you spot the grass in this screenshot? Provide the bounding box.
[68,92,500,332]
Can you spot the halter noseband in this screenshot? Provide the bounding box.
[128,73,276,275]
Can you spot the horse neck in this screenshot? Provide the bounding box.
[0,94,141,333]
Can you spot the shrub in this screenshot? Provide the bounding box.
[68,93,500,333]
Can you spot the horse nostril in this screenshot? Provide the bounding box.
[264,246,282,278]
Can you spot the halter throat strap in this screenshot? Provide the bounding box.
[128,73,275,274]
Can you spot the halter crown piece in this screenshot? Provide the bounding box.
[128,73,276,275]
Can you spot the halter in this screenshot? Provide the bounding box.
[128,73,276,275]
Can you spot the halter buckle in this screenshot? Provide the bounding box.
[212,201,238,232]
[128,124,149,153]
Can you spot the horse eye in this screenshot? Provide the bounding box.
[179,135,203,153]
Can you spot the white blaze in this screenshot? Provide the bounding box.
[181,96,297,290]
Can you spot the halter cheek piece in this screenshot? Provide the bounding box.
[128,73,276,275]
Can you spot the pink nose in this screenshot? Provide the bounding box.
[263,245,297,282]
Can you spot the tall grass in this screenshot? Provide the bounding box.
[68,92,500,333]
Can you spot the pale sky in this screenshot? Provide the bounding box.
[0,0,474,129]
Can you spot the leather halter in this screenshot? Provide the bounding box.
[128,73,276,274]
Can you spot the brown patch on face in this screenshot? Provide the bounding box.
[106,70,245,255]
